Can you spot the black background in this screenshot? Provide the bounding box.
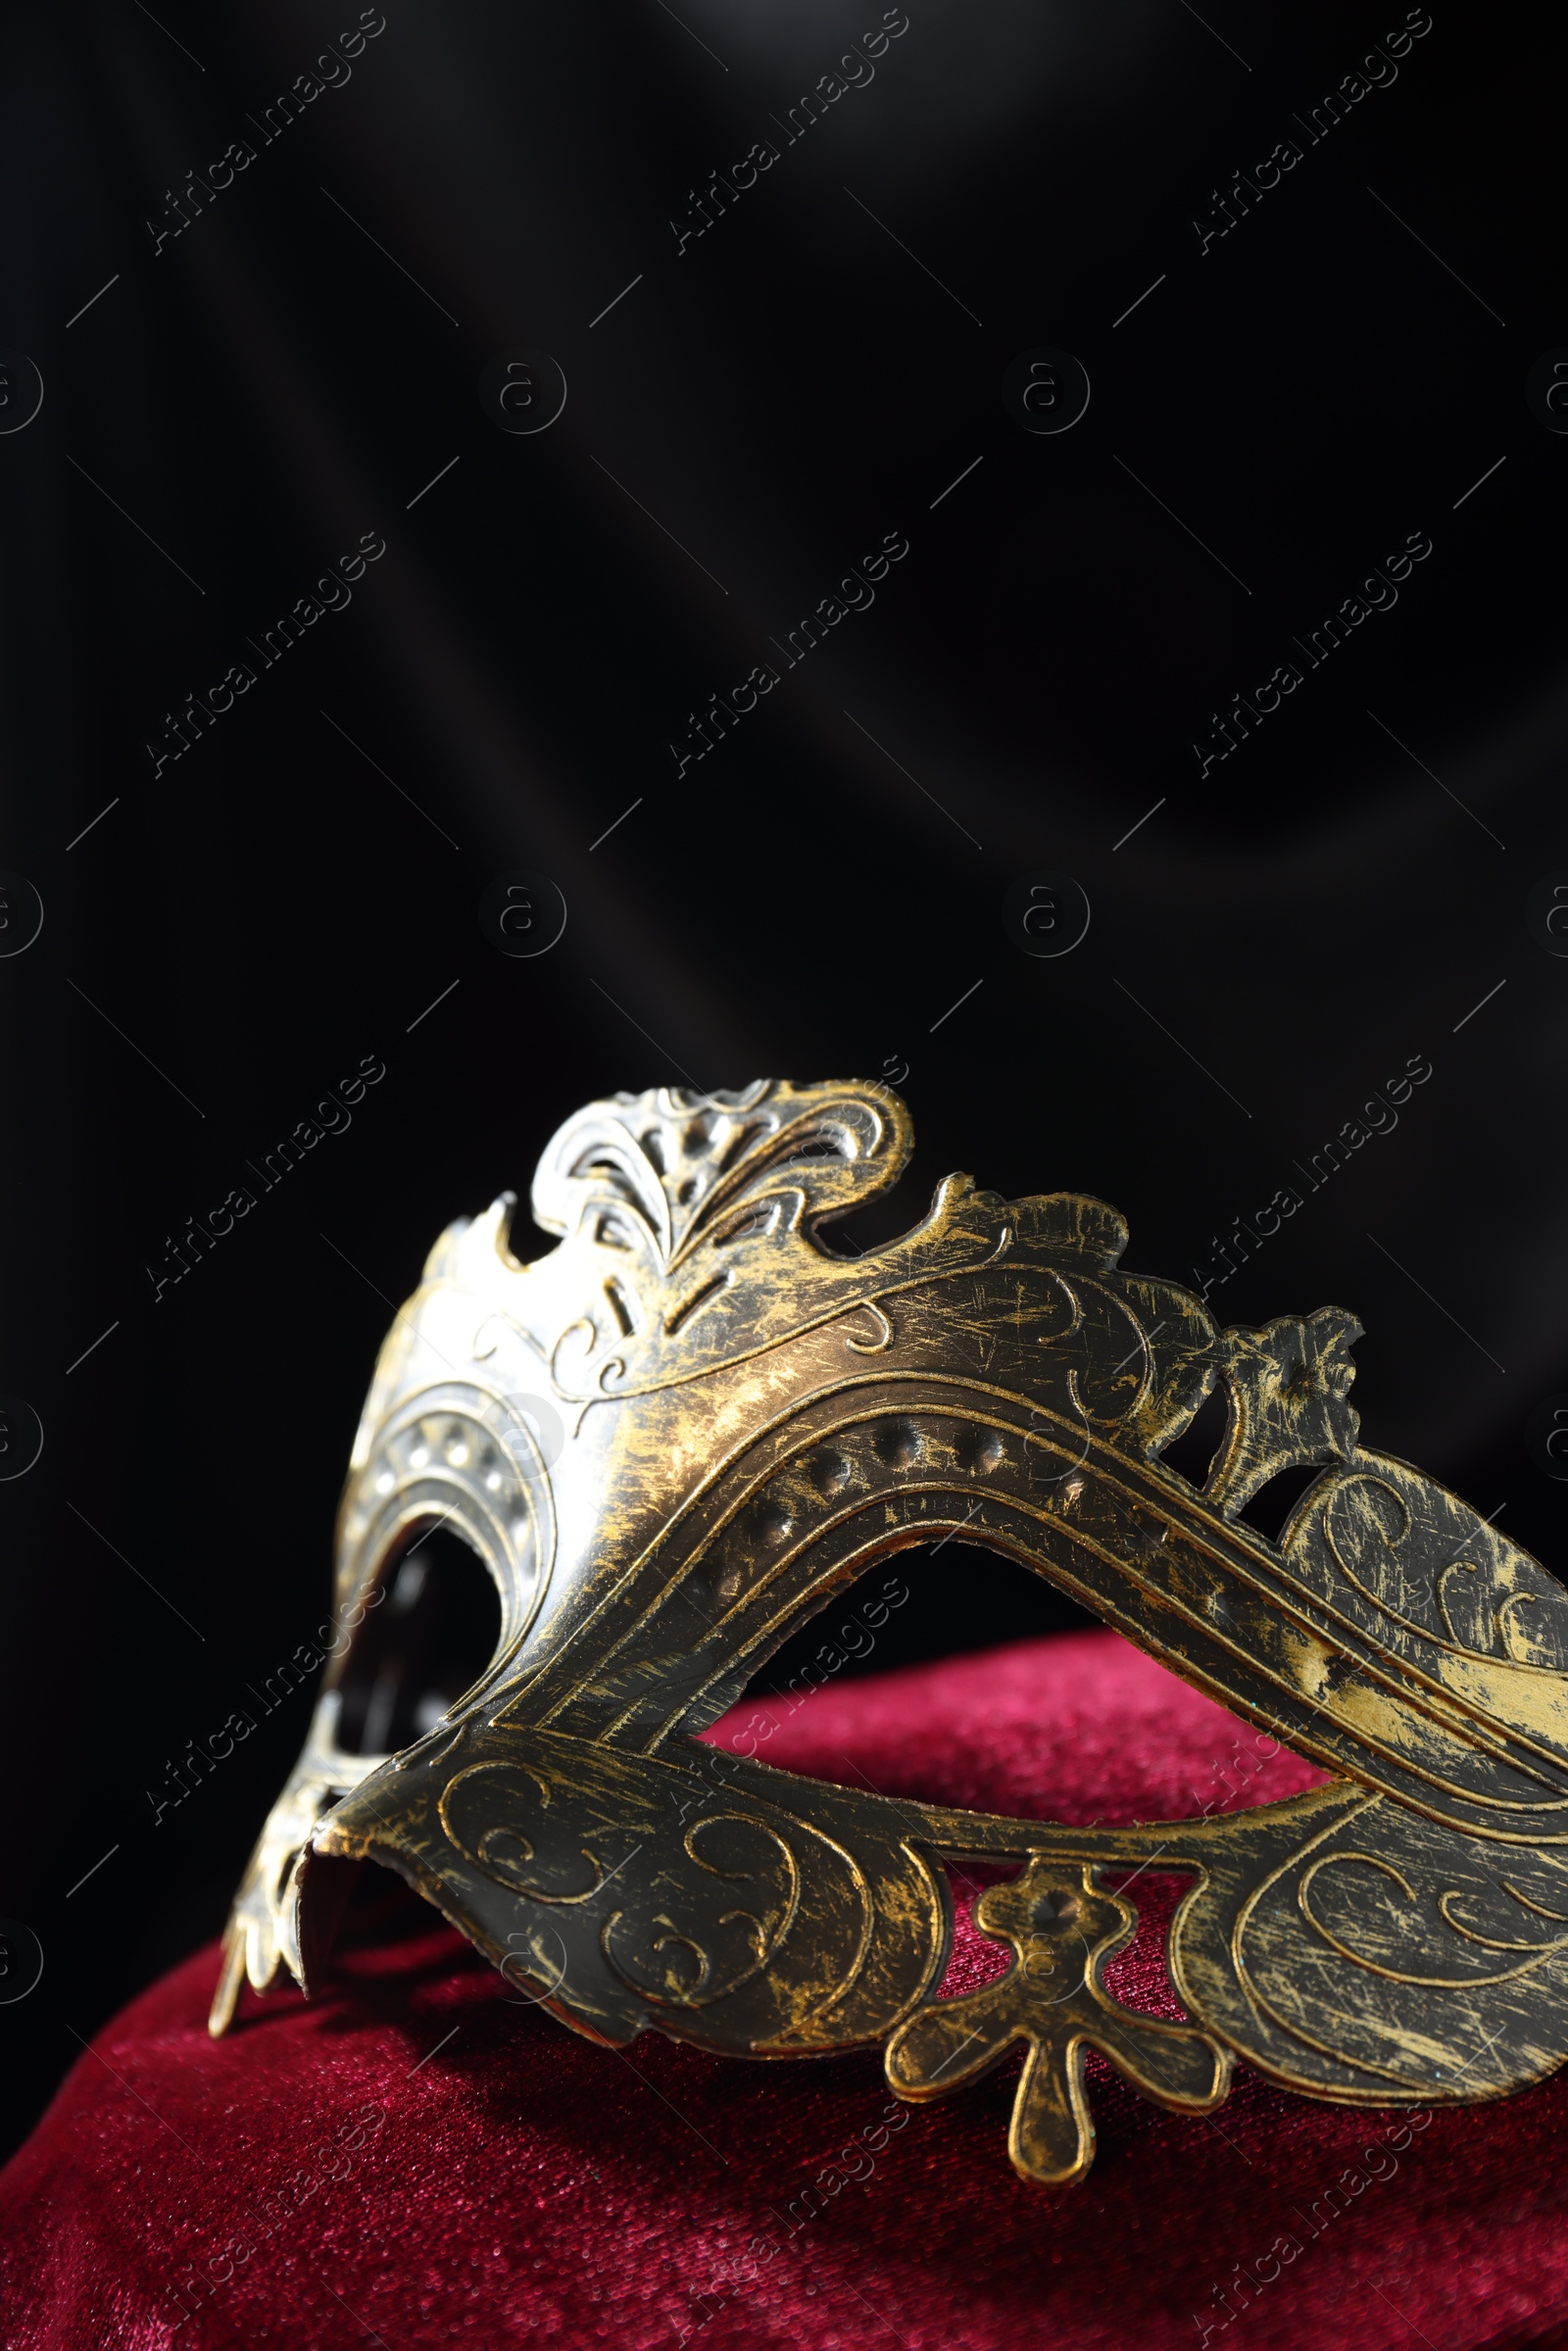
[2,0,1566,2161]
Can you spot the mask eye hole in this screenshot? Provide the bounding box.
[332,1520,503,1757]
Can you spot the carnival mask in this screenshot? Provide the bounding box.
[213,1080,1568,2185]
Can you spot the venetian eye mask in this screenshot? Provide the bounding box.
[213,1080,1568,2185]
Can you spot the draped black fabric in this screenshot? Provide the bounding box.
[1,0,1563,2154]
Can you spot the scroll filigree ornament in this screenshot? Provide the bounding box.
[214,1081,1568,2185]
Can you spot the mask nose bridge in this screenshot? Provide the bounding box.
[286,1844,365,1996]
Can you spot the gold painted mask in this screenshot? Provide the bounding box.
[214,1080,1568,2184]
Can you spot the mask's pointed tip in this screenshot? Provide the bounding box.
[208,1926,246,2038]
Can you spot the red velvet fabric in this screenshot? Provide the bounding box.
[6,1629,1568,2349]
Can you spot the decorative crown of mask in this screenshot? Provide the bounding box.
[214,1079,1568,2186]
